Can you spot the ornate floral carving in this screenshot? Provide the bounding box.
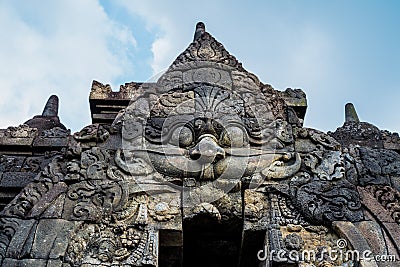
[186,202,222,222]
[296,128,341,151]
[272,193,309,226]
[2,156,65,217]
[40,127,70,138]
[243,190,267,222]
[65,223,158,266]
[289,171,363,225]
[65,159,83,181]
[355,146,400,186]
[184,67,233,89]
[308,130,340,150]
[283,233,304,251]
[148,201,180,222]
[65,147,129,221]
[303,151,345,181]
[21,157,41,172]
[261,192,355,267]
[73,124,110,143]
[5,124,38,138]
[64,192,158,266]
[169,31,243,71]
[365,184,400,224]
[275,119,294,144]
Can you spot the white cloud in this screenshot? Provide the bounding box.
[115,0,198,74]
[2,0,397,135]
[0,0,136,131]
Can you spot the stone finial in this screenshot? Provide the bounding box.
[42,95,59,116]
[345,103,359,123]
[194,22,205,41]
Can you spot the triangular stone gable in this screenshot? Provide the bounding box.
[168,24,244,72]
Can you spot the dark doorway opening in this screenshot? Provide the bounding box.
[182,215,242,267]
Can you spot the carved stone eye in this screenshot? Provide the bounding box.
[170,126,193,147]
[220,126,246,147]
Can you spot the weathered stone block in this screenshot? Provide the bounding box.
[147,192,182,231]
[355,221,387,256]
[330,122,383,149]
[6,218,37,259]
[33,136,69,148]
[294,138,317,153]
[30,219,78,259]
[2,258,47,267]
[391,176,400,192]
[243,190,268,225]
[333,221,374,255]
[97,131,122,150]
[0,125,38,147]
[382,222,400,250]
[381,227,400,263]
[382,130,400,151]
[46,259,63,267]
[0,172,36,188]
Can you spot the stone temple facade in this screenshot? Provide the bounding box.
[0,22,399,267]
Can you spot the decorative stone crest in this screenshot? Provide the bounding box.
[5,124,38,138]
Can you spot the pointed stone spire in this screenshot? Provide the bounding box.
[24,94,66,131]
[167,22,242,71]
[194,22,205,41]
[345,103,360,123]
[42,95,59,117]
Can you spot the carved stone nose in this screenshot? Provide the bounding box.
[189,135,225,164]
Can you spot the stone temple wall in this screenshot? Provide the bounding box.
[0,22,399,267]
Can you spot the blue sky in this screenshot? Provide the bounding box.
[0,0,399,134]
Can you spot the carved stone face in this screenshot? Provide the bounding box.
[143,84,256,183]
[121,65,291,204]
